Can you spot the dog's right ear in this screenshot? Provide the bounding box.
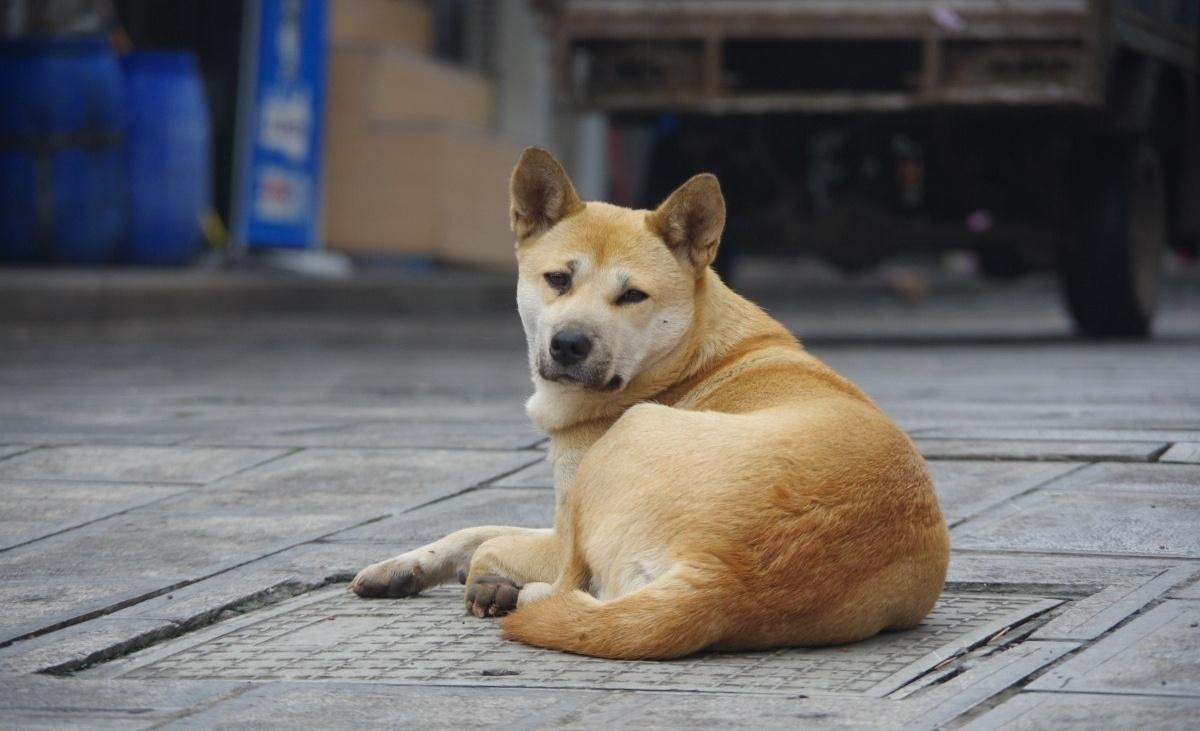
[510,147,584,240]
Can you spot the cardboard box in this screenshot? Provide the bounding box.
[330,0,432,52]
[327,46,494,131]
[323,124,523,269]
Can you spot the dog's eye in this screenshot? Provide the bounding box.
[617,289,648,305]
[544,272,571,293]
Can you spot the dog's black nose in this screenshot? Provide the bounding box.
[550,330,592,366]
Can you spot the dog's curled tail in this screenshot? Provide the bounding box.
[500,575,725,660]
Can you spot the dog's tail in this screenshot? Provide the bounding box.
[500,573,725,660]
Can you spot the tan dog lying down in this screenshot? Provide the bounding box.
[350,147,949,660]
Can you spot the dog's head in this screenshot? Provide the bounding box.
[510,147,725,395]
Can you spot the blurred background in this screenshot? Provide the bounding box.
[1,0,1197,337]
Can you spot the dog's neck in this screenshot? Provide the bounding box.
[525,269,797,435]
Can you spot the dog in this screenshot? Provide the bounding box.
[349,147,950,660]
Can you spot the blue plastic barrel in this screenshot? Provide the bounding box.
[121,51,212,265]
[0,36,126,263]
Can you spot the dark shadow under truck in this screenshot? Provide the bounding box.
[544,0,1199,337]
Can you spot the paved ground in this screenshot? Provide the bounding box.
[0,261,1197,729]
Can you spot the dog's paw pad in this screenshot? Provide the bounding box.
[349,560,425,599]
[466,574,521,618]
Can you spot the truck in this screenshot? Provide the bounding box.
[541,0,1200,337]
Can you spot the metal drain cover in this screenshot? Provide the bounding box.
[94,587,1059,698]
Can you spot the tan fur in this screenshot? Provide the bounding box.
[351,147,949,660]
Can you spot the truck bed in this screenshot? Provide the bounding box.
[546,0,1192,113]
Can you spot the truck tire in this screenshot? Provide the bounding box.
[1060,138,1165,338]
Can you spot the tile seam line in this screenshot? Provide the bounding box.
[315,454,546,543]
[0,487,194,555]
[0,449,298,487]
[169,442,549,452]
[0,445,38,464]
[946,462,1091,529]
[0,512,392,652]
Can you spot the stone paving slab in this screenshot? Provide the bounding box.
[947,553,1197,641]
[147,449,540,518]
[1170,579,1200,600]
[150,682,895,731]
[0,446,290,485]
[0,511,382,646]
[491,459,553,489]
[961,692,1200,731]
[0,480,184,551]
[326,487,555,545]
[1159,442,1200,464]
[493,460,1080,527]
[926,461,1079,526]
[1026,600,1200,697]
[903,641,1079,731]
[914,439,1167,462]
[0,577,169,646]
[0,618,179,675]
[182,420,546,451]
[93,586,1060,699]
[0,445,31,461]
[0,511,376,583]
[0,676,243,731]
[952,489,1200,558]
[911,427,1200,443]
[1036,462,1200,495]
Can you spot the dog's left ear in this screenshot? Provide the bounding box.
[647,173,726,274]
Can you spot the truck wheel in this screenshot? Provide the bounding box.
[1060,138,1165,338]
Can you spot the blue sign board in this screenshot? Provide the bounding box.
[232,0,327,250]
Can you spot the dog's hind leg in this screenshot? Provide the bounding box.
[350,526,551,599]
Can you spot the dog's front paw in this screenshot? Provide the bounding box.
[465,574,521,618]
[349,556,427,599]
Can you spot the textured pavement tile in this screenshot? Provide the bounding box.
[93,586,1057,702]
[0,481,184,551]
[492,458,553,488]
[184,420,545,450]
[926,461,1078,525]
[1159,442,1200,464]
[0,511,374,582]
[916,439,1166,462]
[0,577,169,645]
[959,692,1200,731]
[1026,601,1200,697]
[0,674,241,731]
[0,618,178,674]
[1038,462,1200,495]
[952,489,1200,558]
[150,449,540,517]
[0,446,289,484]
[326,487,554,545]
